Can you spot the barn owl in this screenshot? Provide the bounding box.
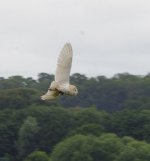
[41,43,78,100]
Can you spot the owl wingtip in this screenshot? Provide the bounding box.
[65,42,72,46]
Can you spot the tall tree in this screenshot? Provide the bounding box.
[17,116,39,160]
[24,151,49,161]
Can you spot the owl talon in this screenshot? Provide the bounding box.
[59,91,64,95]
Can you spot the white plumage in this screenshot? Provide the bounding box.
[55,43,73,83]
[41,43,78,100]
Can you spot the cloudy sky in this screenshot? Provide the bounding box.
[0,0,150,78]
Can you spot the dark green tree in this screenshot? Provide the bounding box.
[116,139,150,161]
[0,88,41,109]
[109,109,150,142]
[70,123,104,136]
[25,106,76,153]
[24,151,49,161]
[17,116,40,160]
[50,134,124,161]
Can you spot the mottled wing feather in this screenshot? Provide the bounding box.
[55,43,73,84]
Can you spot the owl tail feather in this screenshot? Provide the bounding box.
[41,94,56,100]
[41,90,59,100]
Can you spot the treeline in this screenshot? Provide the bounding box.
[0,72,150,111]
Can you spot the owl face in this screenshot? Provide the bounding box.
[69,85,78,96]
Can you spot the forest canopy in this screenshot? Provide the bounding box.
[1,72,150,111]
[0,72,150,161]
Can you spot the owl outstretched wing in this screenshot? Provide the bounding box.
[55,43,73,84]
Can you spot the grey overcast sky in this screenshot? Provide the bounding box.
[0,0,150,78]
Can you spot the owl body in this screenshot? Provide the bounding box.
[41,43,78,100]
[49,81,77,95]
[49,81,70,94]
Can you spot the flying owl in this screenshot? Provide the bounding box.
[41,43,78,100]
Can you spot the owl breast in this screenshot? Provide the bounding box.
[58,83,70,94]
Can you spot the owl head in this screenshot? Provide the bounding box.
[69,85,78,96]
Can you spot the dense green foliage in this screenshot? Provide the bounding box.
[24,151,49,161]
[1,72,150,111]
[0,73,150,161]
[50,134,150,161]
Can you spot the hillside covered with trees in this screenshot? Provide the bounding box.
[0,73,150,161]
[1,72,150,111]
